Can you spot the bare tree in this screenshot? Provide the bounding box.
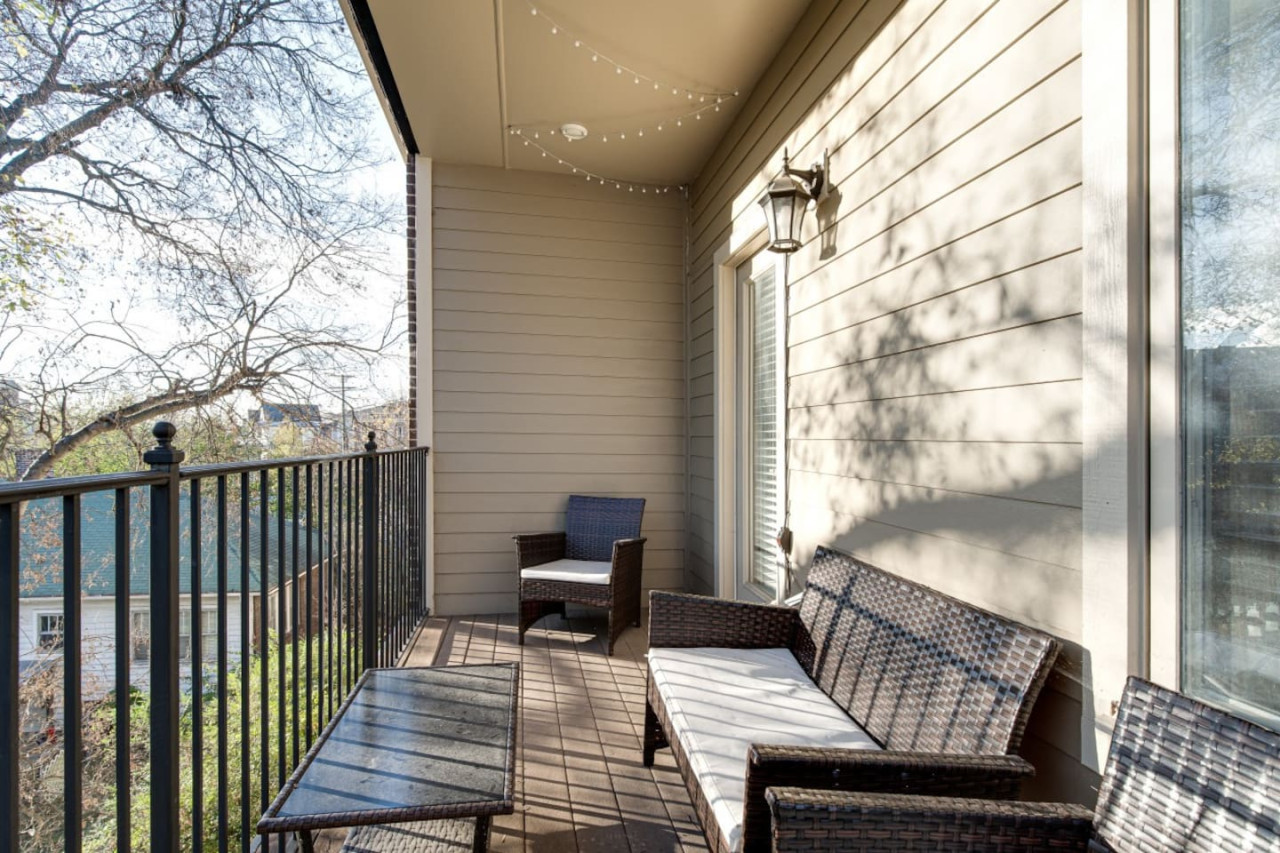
[0,0,405,478]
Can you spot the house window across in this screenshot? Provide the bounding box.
[36,613,64,651]
[131,610,149,662]
[1179,0,1280,728]
[134,608,215,662]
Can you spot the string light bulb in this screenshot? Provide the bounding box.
[507,127,684,195]
[526,0,736,101]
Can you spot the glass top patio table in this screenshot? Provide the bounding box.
[257,663,518,847]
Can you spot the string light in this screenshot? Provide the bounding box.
[509,128,684,195]
[525,0,737,103]
[508,97,724,147]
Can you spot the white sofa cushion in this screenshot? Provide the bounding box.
[648,646,881,852]
[519,558,611,585]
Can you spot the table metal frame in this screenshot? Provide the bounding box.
[256,664,519,853]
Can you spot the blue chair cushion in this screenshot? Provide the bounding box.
[564,495,645,562]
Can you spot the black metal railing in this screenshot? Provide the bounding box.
[0,423,430,852]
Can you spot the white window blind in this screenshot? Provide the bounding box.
[749,268,779,594]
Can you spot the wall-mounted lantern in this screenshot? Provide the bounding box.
[757,148,829,253]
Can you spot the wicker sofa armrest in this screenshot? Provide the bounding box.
[513,531,566,569]
[647,591,800,649]
[766,788,1094,853]
[741,746,1035,850]
[748,745,1035,796]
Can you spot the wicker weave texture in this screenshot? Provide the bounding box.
[1092,677,1280,853]
[341,818,476,852]
[769,678,1280,852]
[797,547,1060,756]
[646,591,800,649]
[767,789,1094,852]
[564,494,644,560]
[515,495,646,655]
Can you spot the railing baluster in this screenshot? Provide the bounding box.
[114,487,132,853]
[258,470,269,817]
[276,467,286,795]
[239,472,250,853]
[146,423,184,852]
[336,460,344,705]
[216,475,229,853]
[0,501,16,853]
[290,465,300,768]
[304,463,313,752]
[362,434,377,672]
[190,479,204,853]
[326,461,335,721]
[63,493,83,853]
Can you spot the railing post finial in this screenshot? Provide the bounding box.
[364,431,377,452]
[143,422,185,469]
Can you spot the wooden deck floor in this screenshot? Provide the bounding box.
[323,612,708,853]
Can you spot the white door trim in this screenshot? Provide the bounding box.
[713,228,779,601]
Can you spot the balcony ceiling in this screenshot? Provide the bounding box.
[352,0,812,185]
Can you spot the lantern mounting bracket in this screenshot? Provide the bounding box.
[782,147,829,205]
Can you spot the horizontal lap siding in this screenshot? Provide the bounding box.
[432,163,686,617]
[686,0,1088,800]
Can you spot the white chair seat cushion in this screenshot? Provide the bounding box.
[647,646,881,852]
[519,558,612,585]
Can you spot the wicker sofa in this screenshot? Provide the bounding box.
[768,676,1280,851]
[643,546,1061,853]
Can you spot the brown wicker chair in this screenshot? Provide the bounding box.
[514,494,645,656]
[768,676,1280,852]
[644,546,1061,853]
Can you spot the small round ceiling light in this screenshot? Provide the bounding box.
[559,123,589,142]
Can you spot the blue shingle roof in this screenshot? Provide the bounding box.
[18,490,324,598]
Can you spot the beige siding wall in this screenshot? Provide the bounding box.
[431,163,686,616]
[686,0,1092,800]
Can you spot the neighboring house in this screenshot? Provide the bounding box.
[13,490,305,707]
[250,402,325,449]
[343,0,1280,805]
[349,399,409,449]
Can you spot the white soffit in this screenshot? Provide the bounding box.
[361,0,812,184]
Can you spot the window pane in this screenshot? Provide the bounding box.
[132,611,149,662]
[1181,0,1280,727]
[202,608,218,660]
[749,267,779,595]
[38,614,64,650]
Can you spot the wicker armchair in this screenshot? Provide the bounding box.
[768,676,1280,852]
[514,495,645,656]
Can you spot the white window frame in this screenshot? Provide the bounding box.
[713,231,788,603]
[1079,0,1150,772]
[35,612,64,652]
[1147,0,1181,691]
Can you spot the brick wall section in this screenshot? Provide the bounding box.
[405,153,418,446]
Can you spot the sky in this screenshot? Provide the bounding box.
[0,6,410,416]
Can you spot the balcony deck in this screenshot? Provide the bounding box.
[321,612,707,852]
